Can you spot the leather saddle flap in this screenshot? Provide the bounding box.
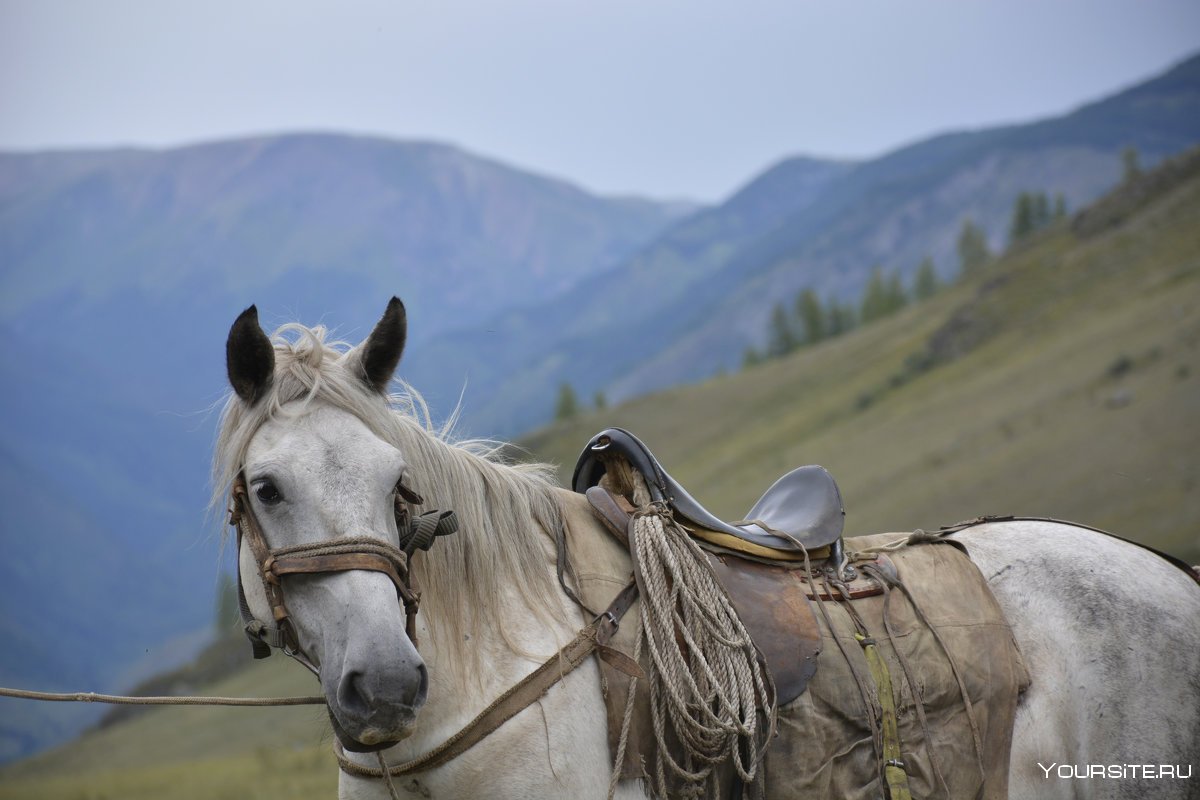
[704,552,821,705]
[586,486,823,706]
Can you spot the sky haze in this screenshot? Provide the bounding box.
[2,0,1198,201]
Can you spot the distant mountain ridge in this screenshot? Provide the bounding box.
[1,133,695,330]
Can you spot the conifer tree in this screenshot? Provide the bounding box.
[1122,146,1141,183]
[766,301,798,357]
[593,390,607,411]
[555,382,579,421]
[1031,192,1050,230]
[742,346,763,369]
[1053,193,1067,220]
[1010,192,1035,243]
[860,267,890,324]
[957,218,992,275]
[884,270,908,315]
[795,288,826,346]
[913,257,940,301]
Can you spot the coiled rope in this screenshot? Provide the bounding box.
[611,462,776,799]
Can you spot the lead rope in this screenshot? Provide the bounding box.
[0,687,325,706]
[376,752,402,800]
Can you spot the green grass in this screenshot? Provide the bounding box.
[0,658,334,798]
[3,154,1198,799]
[0,746,336,800]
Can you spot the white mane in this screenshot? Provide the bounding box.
[212,323,568,672]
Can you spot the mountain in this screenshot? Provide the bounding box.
[406,155,854,411]
[0,134,693,333]
[0,133,697,409]
[4,138,1198,800]
[409,52,1200,435]
[0,134,694,761]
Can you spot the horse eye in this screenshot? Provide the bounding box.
[254,480,282,506]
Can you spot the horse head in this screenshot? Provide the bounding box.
[221,298,428,752]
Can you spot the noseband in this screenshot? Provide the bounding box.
[228,474,458,669]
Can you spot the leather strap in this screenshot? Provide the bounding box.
[335,579,640,779]
[270,553,411,597]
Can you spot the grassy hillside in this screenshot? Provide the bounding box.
[2,150,1197,798]
[526,149,1200,563]
[0,656,334,799]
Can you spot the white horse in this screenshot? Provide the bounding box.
[219,299,1200,800]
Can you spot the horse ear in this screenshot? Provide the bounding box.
[355,297,407,393]
[226,305,275,405]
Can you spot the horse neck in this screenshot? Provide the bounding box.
[397,486,584,731]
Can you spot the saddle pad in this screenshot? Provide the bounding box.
[560,491,1028,796]
[764,531,1031,800]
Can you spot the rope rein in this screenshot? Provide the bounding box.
[0,686,324,706]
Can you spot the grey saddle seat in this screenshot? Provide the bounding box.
[572,428,845,555]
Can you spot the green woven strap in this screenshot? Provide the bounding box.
[401,510,458,556]
[856,632,912,800]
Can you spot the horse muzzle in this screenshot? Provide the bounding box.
[325,660,428,752]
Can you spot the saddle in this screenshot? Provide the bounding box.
[571,428,885,707]
[572,428,847,564]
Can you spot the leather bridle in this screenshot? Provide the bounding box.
[228,474,457,670]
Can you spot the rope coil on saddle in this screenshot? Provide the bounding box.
[605,460,777,799]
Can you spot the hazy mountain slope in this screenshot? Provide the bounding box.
[404,155,854,411]
[0,134,692,332]
[608,54,1200,398]
[0,133,696,429]
[423,53,1200,435]
[4,137,1197,800]
[524,147,1200,563]
[0,327,217,762]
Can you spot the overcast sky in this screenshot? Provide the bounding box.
[2,1,1198,202]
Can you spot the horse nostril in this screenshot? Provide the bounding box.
[338,664,426,721]
[414,662,429,707]
[338,671,372,718]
